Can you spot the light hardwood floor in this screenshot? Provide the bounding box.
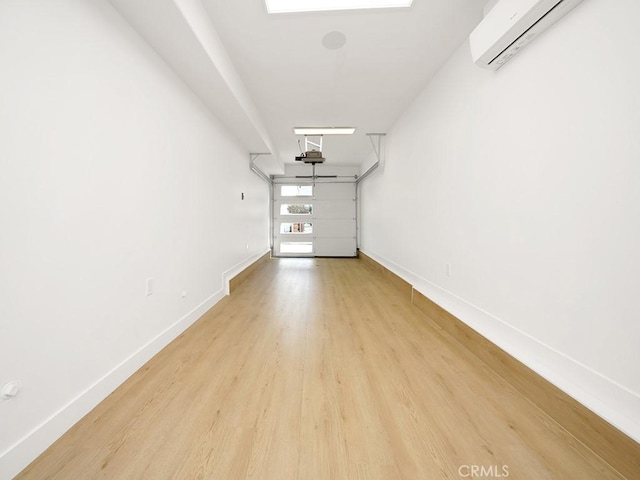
[17,258,624,479]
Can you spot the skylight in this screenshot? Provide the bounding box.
[265,0,413,14]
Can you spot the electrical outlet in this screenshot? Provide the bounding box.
[146,278,154,296]
[446,263,452,277]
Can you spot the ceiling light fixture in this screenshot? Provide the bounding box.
[266,0,413,14]
[293,127,356,135]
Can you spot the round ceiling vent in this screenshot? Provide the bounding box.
[322,31,347,50]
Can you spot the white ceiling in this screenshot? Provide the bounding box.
[110,0,486,172]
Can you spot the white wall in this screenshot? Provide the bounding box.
[0,1,269,477]
[361,0,640,441]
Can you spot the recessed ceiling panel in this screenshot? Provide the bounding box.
[293,127,356,135]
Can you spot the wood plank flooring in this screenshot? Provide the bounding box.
[16,258,624,479]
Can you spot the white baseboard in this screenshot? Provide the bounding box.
[222,249,270,295]
[360,249,640,443]
[0,287,226,480]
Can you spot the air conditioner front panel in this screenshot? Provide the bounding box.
[469,0,583,70]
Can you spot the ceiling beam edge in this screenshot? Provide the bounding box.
[173,0,282,171]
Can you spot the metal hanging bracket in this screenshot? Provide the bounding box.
[356,133,386,184]
[367,133,385,163]
[304,135,323,153]
[249,152,273,185]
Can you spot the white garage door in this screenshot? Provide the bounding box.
[273,182,356,257]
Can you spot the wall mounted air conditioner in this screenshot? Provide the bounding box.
[469,0,583,70]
